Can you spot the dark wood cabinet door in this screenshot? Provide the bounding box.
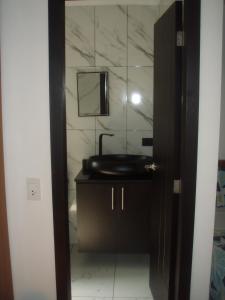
[116,183,151,253]
[77,183,116,252]
[150,2,182,300]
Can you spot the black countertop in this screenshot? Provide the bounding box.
[75,169,152,184]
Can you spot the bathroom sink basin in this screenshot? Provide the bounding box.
[83,154,153,176]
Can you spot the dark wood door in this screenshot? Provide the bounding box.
[150,2,182,300]
[77,183,116,252]
[117,183,151,253]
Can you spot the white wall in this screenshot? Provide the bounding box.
[219,8,225,160]
[214,7,225,236]
[0,0,56,299]
[190,1,224,300]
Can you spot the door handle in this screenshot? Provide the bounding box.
[121,187,124,211]
[111,187,114,210]
[145,162,159,172]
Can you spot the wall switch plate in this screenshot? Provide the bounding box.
[27,178,41,201]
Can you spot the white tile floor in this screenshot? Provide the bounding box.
[70,246,154,300]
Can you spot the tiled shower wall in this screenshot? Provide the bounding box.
[159,0,175,17]
[65,5,158,243]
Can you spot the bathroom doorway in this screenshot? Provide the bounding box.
[48,0,200,299]
[66,2,157,300]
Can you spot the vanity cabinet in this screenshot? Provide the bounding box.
[76,176,152,253]
[116,183,151,252]
[76,183,117,252]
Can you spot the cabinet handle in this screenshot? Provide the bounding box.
[121,187,124,211]
[112,187,114,210]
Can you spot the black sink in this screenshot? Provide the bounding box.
[83,154,153,176]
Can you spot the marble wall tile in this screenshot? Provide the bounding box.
[128,6,158,67]
[127,67,153,130]
[68,189,76,210]
[67,130,96,190]
[159,0,175,18]
[96,67,127,131]
[69,210,77,244]
[68,190,77,245]
[96,130,126,155]
[66,5,156,244]
[66,67,96,130]
[66,7,95,67]
[127,130,153,156]
[95,6,127,66]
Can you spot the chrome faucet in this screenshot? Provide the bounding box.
[99,133,114,156]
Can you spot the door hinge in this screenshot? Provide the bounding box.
[173,179,182,194]
[177,31,184,47]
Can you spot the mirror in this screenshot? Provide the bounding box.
[77,71,109,116]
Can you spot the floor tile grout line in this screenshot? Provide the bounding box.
[71,250,153,299]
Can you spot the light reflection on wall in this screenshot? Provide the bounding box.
[131,93,142,105]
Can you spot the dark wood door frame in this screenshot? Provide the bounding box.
[0,69,14,299]
[48,0,200,299]
[48,1,71,300]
